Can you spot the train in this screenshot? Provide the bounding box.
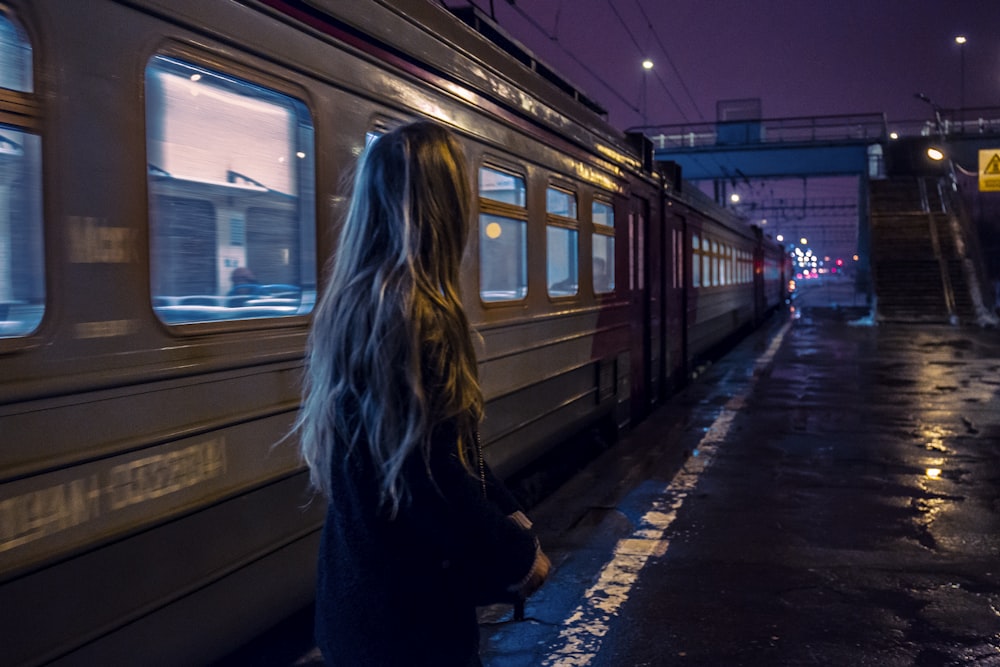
[0,1,788,665]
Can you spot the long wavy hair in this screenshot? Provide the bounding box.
[296,121,484,512]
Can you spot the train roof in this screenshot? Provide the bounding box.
[298,0,641,170]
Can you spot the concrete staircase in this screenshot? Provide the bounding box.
[869,177,976,323]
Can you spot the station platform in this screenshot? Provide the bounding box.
[218,279,1000,666]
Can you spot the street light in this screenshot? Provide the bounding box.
[641,59,653,125]
[955,35,967,131]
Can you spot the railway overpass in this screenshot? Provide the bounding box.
[631,109,1000,309]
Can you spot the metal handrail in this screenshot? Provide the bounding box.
[633,113,889,150]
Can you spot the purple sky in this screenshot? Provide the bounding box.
[442,0,1000,132]
[438,1,1000,263]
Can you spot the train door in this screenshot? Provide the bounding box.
[629,194,651,423]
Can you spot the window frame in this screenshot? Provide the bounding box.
[0,7,44,348]
[143,47,318,333]
[477,161,529,305]
[591,195,615,296]
[545,182,579,299]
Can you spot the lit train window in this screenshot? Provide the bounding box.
[479,166,527,302]
[0,13,43,340]
[592,199,613,228]
[691,234,701,288]
[546,186,578,297]
[701,237,710,288]
[592,199,614,294]
[711,241,719,286]
[479,166,525,206]
[0,12,31,92]
[145,56,316,325]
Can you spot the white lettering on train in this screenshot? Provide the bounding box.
[0,438,227,554]
[67,216,139,263]
[0,475,101,553]
[106,439,227,511]
[75,319,139,339]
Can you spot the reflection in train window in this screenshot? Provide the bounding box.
[0,11,43,339]
[145,56,316,325]
[592,199,614,294]
[0,12,31,92]
[546,186,578,297]
[480,214,527,302]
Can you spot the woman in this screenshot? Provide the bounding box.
[297,121,550,666]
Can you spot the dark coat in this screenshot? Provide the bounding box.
[314,422,538,666]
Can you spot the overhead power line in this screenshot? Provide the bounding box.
[501,1,641,116]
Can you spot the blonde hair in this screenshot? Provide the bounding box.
[296,121,483,511]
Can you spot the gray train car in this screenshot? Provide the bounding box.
[0,1,784,664]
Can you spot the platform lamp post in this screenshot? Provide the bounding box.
[641,58,653,126]
[955,35,967,132]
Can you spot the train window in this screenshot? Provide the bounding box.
[0,12,31,92]
[592,200,613,228]
[145,56,316,325]
[710,241,719,286]
[721,244,729,285]
[0,12,43,340]
[547,187,577,218]
[701,238,710,288]
[691,234,700,288]
[592,199,614,294]
[546,186,578,297]
[479,166,527,302]
[480,214,527,302]
[592,233,615,294]
[480,166,525,206]
[0,128,43,340]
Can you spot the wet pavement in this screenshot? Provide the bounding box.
[219,278,1000,666]
[480,281,1000,666]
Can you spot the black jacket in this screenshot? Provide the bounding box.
[314,422,538,666]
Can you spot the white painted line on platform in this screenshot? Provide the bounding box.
[541,321,791,667]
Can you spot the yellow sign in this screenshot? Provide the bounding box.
[980,149,1000,192]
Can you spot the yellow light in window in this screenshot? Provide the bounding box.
[485,222,502,239]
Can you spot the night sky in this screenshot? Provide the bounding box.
[441,0,1000,133]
